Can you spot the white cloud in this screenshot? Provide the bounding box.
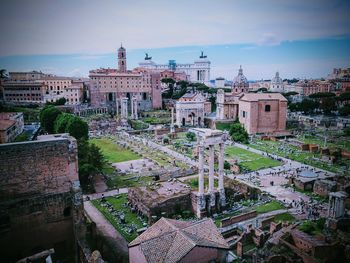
[0,0,349,56]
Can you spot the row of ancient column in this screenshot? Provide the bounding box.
[117,97,138,119]
[77,107,108,117]
[197,143,225,195]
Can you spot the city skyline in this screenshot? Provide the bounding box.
[1,0,350,80]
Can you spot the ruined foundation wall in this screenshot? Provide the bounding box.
[0,137,81,262]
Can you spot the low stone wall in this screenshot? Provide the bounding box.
[220,210,257,228]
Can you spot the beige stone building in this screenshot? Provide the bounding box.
[238,93,287,134]
[89,46,162,112]
[2,71,85,105]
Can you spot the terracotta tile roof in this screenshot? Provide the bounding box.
[0,119,16,131]
[240,93,287,102]
[129,217,229,263]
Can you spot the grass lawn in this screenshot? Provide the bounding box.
[299,218,325,236]
[90,138,140,163]
[106,173,154,188]
[216,122,232,131]
[225,146,282,171]
[92,194,145,242]
[273,212,295,223]
[249,139,343,173]
[184,176,218,191]
[255,200,284,214]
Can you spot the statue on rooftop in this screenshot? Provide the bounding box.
[145,53,152,60]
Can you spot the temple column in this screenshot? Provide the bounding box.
[218,143,226,207]
[208,145,214,193]
[116,95,119,116]
[196,143,206,218]
[198,145,204,195]
[131,97,134,119]
[170,107,175,133]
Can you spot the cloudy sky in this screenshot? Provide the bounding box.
[1,0,350,80]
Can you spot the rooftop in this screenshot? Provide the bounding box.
[129,217,229,263]
[239,93,288,102]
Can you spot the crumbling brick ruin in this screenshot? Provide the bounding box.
[0,134,85,262]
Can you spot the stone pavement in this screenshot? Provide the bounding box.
[84,201,129,257]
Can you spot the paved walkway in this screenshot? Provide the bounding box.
[84,188,128,201]
[84,201,129,257]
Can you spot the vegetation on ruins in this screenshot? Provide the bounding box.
[39,106,104,192]
[186,131,196,141]
[45,97,67,106]
[229,120,249,144]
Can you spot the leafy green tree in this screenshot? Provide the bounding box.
[343,127,350,136]
[229,120,249,144]
[224,160,230,170]
[40,106,62,133]
[66,116,88,140]
[54,113,74,133]
[339,104,350,116]
[309,92,336,99]
[337,91,350,101]
[186,131,196,141]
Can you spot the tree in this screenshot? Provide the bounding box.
[339,104,350,116]
[224,160,230,170]
[54,113,74,133]
[66,116,88,140]
[344,127,350,136]
[40,106,62,133]
[229,120,249,144]
[186,131,196,141]
[309,92,336,99]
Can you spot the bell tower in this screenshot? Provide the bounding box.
[118,44,127,72]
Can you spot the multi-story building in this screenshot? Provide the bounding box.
[2,72,85,105]
[0,112,24,143]
[89,46,162,112]
[232,66,249,95]
[138,51,211,85]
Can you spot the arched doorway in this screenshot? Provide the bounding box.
[182,118,186,126]
[189,112,196,126]
[198,117,201,126]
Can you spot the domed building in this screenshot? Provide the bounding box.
[232,65,249,95]
[269,71,284,92]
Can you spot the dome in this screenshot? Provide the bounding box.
[271,71,283,84]
[233,66,248,86]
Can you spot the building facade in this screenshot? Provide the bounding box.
[139,52,211,85]
[238,93,288,134]
[175,92,211,127]
[89,46,162,112]
[1,72,85,105]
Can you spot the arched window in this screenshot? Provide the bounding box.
[265,105,271,112]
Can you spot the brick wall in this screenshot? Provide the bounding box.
[0,136,81,262]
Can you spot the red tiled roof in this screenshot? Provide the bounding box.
[129,217,229,263]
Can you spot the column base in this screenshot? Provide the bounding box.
[219,188,226,208]
[196,194,206,218]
